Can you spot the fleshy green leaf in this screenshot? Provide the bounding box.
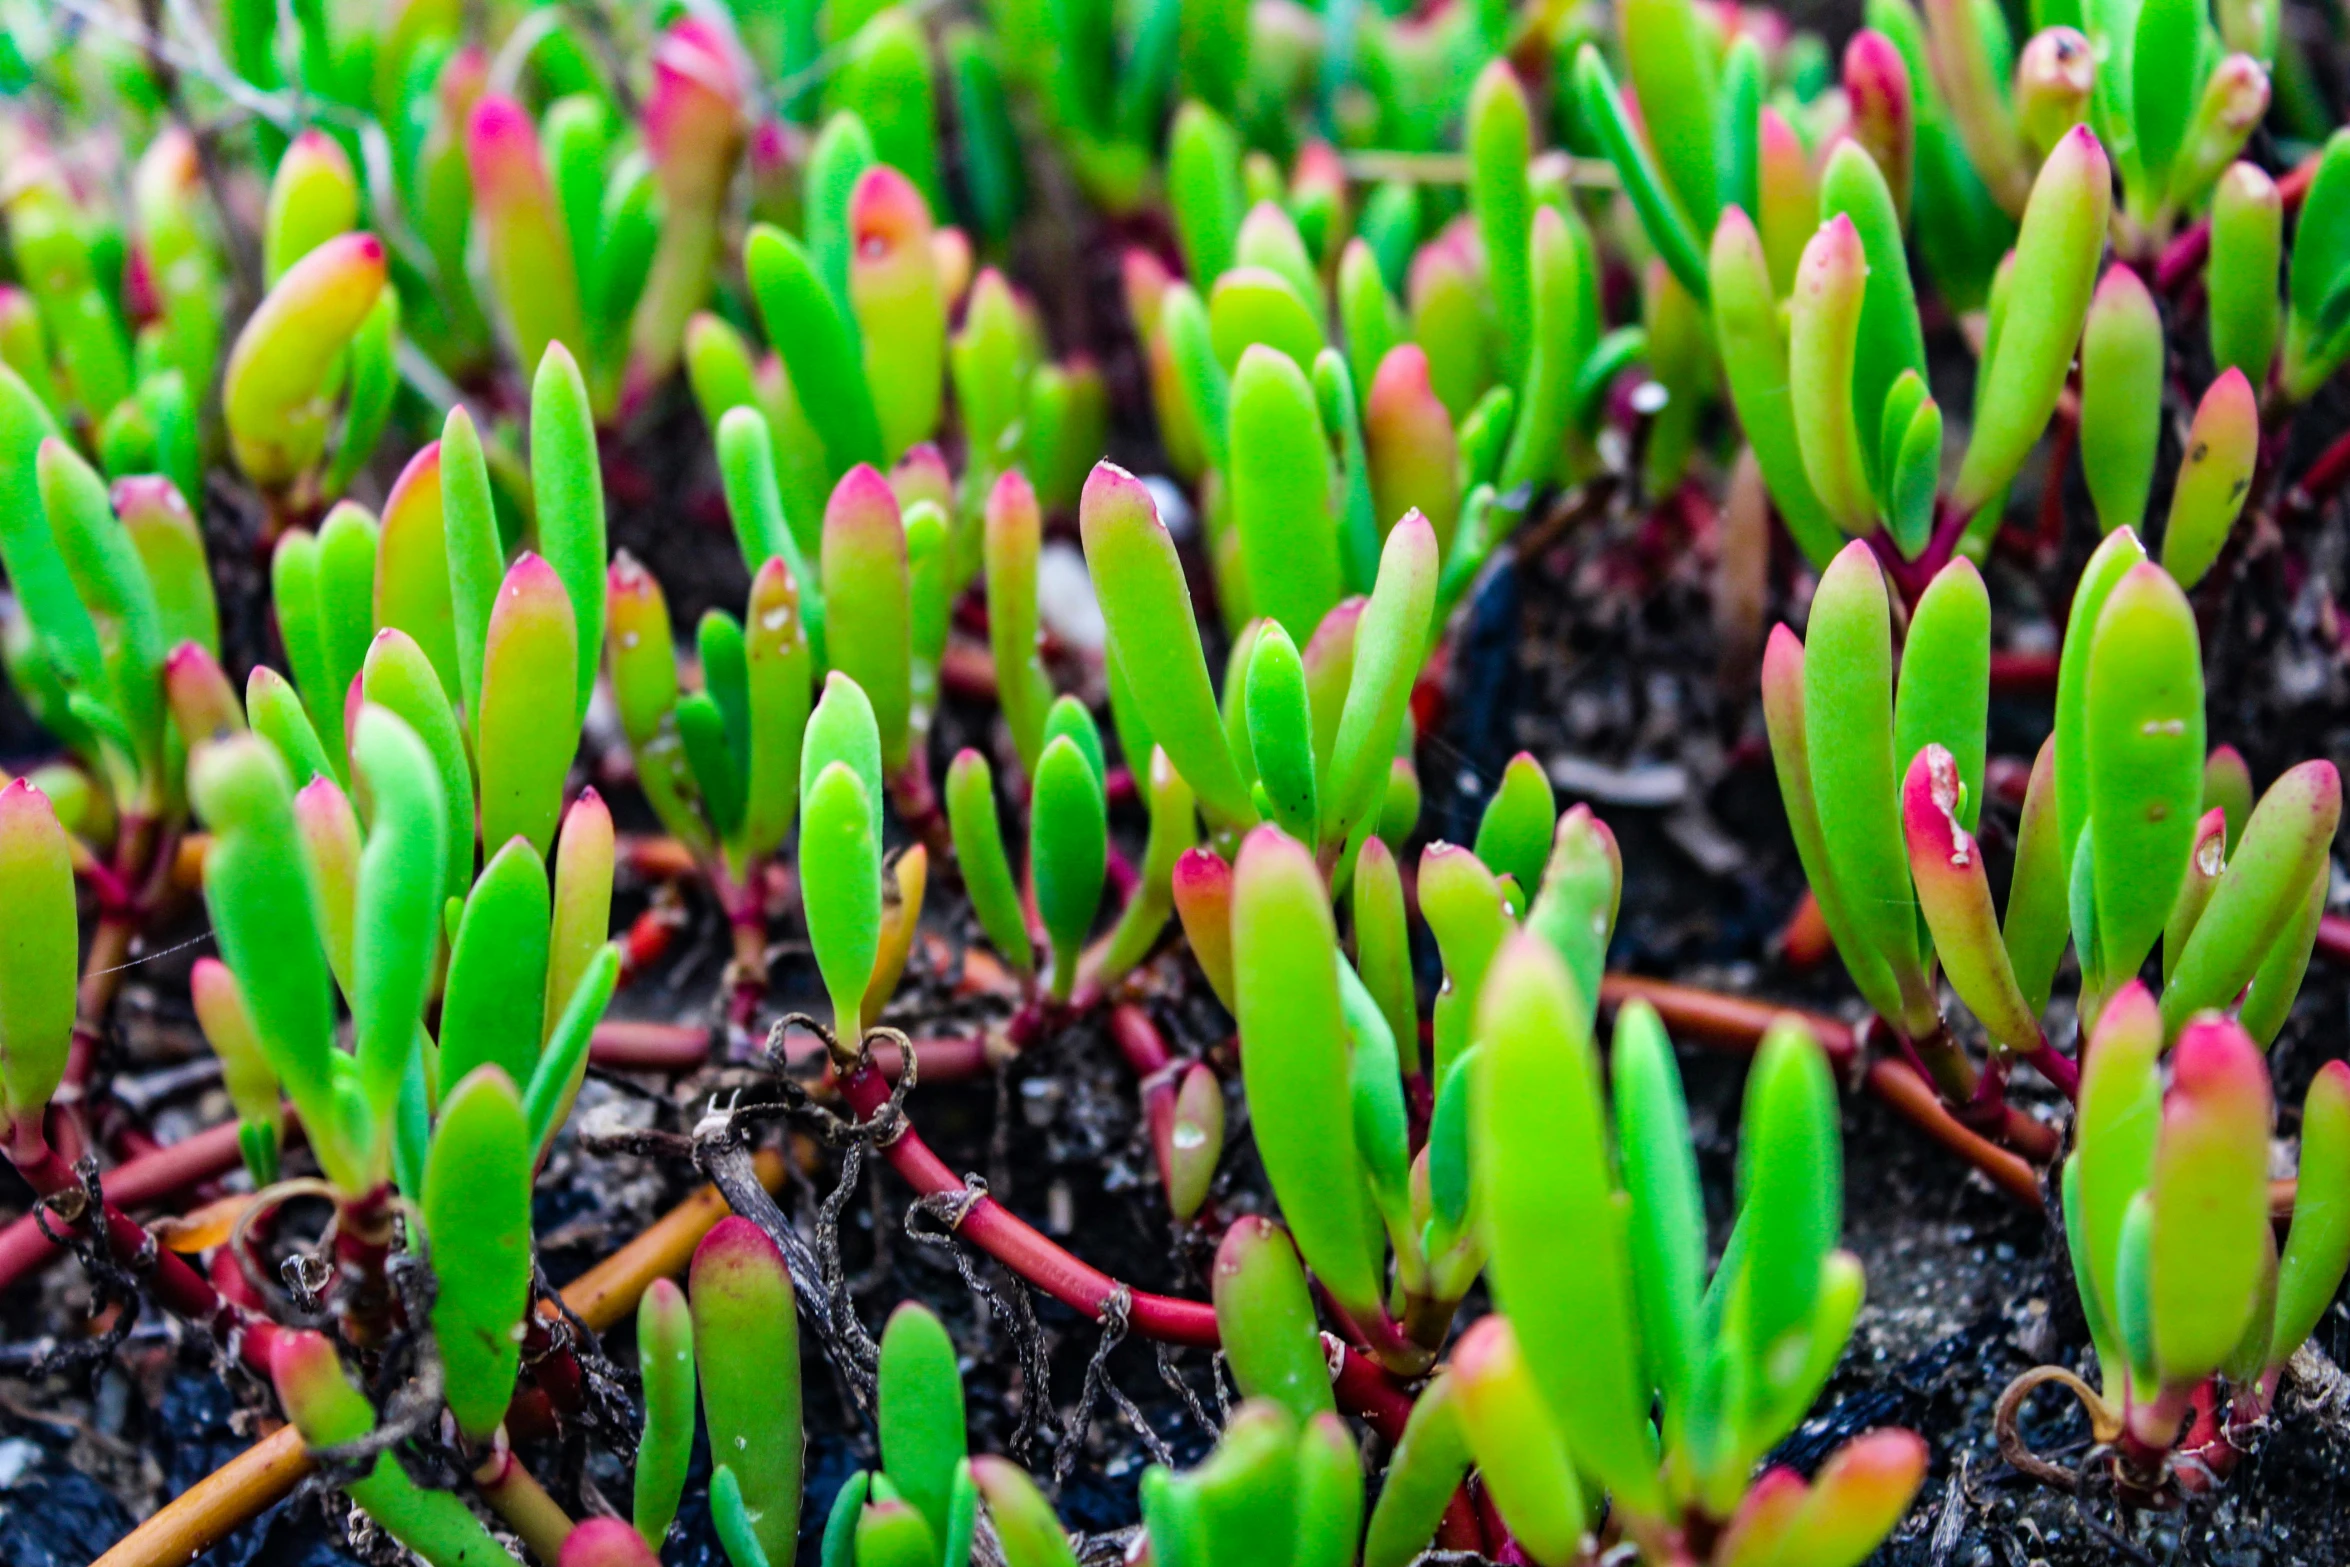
[691,1218,803,1566]
[1211,1216,1336,1425]
[1231,826,1384,1323]
[421,1064,533,1441]
[1081,463,1255,827]
[878,1302,966,1543]
[441,836,552,1094]
[2083,563,2205,990]
[1473,933,1662,1513]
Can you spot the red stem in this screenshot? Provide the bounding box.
[589,1020,715,1071]
[1595,976,2050,1207]
[2283,423,2350,523]
[0,1113,307,1294]
[5,1132,278,1375]
[833,1059,1416,1440]
[2316,913,2350,969]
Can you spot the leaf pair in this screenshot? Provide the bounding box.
[192,717,427,1192]
[0,409,190,807]
[194,717,618,1194]
[1134,1401,1362,1567]
[744,134,950,485]
[2060,0,2271,234]
[271,1332,513,1565]
[464,91,645,407]
[801,674,889,1043]
[1086,461,1438,847]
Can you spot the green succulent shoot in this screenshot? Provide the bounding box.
[2283,136,2350,400]
[1030,700,1109,1001]
[1779,520,2336,1128]
[605,547,813,883]
[0,402,205,817]
[634,1277,696,1550]
[272,1330,513,1565]
[2043,993,2350,1476]
[802,672,887,1048]
[1474,935,1912,1547]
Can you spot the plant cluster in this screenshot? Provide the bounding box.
[0,0,2346,1564]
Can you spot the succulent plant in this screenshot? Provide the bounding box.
[8,6,2350,1567]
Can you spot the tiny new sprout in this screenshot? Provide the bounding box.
[1767,534,2339,1148]
[2001,993,2350,1499]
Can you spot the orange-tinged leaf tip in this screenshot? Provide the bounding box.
[851,164,931,247]
[691,1213,787,1279]
[499,550,569,611]
[1447,1310,1514,1378]
[1079,460,1155,540]
[1367,344,1440,419]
